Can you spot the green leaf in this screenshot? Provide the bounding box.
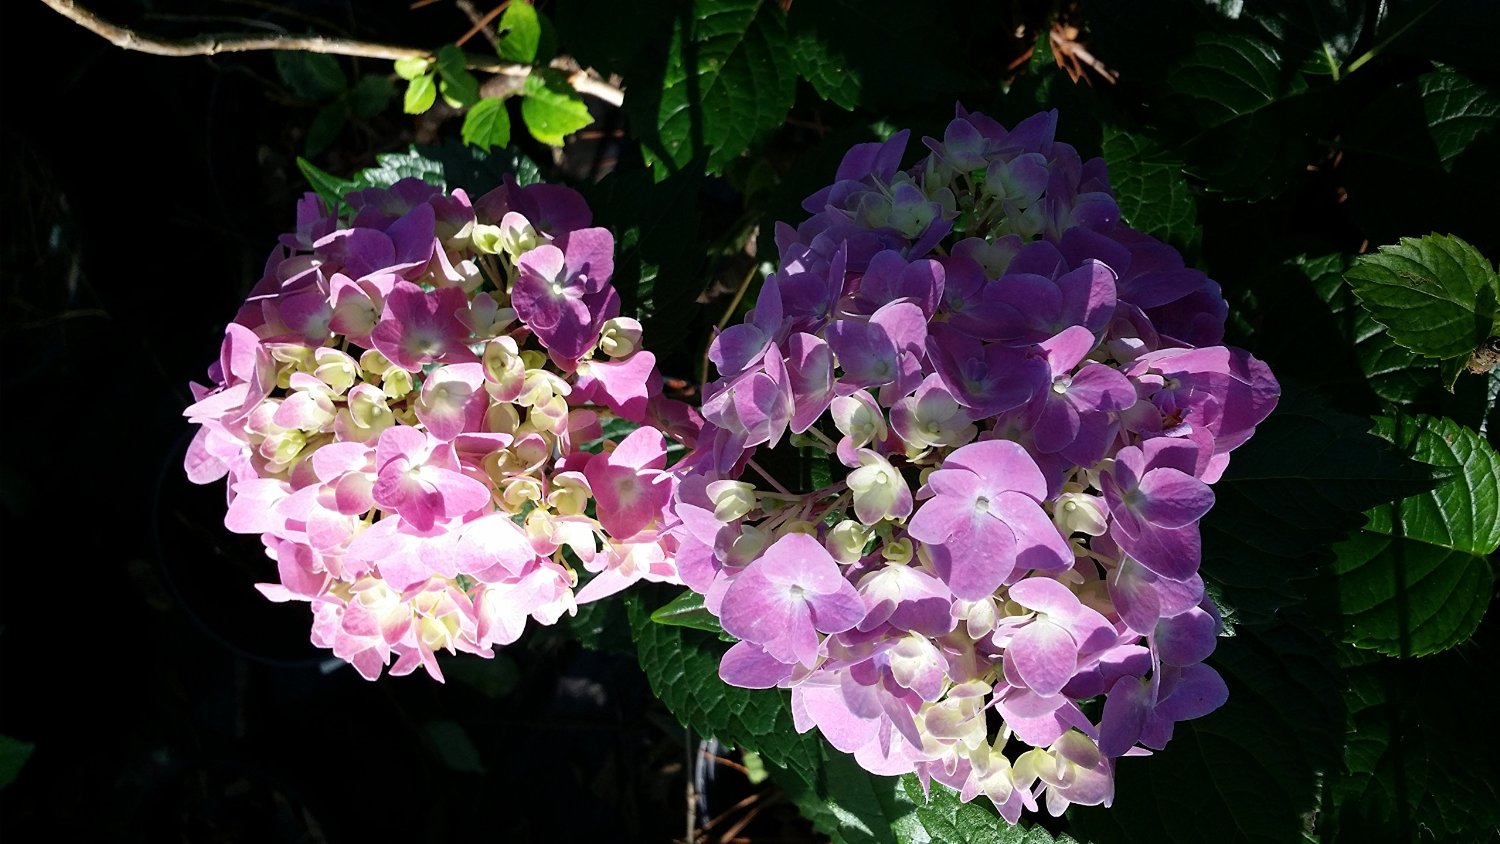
[349,143,540,196]
[404,72,437,114]
[0,735,34,789]
[1345,234,1500,385]
[1199,385,1428,623]
[520,69,593,146]
[420,720,486,774]
[783,0,980,112]
[497,0,543,64]
[773,748,905,844]
[1206,0,1367,76]
[349,75,396,119]
[582,165,707,353]
[646,0,796,173]
[649,589,725,634]
[627,590,819,780]
[295,156,355,208]
[394,56,431,81]
[1325,647,1500,842]
[1304,252,1440,404]
[554,0,673,75]
[274,51,346,100]
[1164,32,1320,201]
[304,101,345,157]
[773,747,1073,844]
[461,97,511,151]
[1072,624,1344,843]
[354,147,446,189]
[1339,69,1500,254]
[435,44,481,108]
[1100,126,1199,252]
[1333,414,1500,657]
[896,775,1081,844]
[557,591,636,653]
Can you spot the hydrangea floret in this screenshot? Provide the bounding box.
[674,108,1279,820]
[184,176,698,681]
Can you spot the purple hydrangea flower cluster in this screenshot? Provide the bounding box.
[675,108,1279,820]
[184,176,699,682]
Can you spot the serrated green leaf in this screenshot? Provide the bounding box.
[582,163,706,353]
[1330,532,1490,658]
[556,591,636,653]
[497,0,543,64]
[1199,385,1428,623]
[520,69,593,146]
[1072,625,1343,843]
[783,0,979,112]
[1326,647,1500,842]
[1165,32,1319,201]
[404,72,437,114]
[774,748,905,844]
[394,56,431,81]
[274,51,346,100]
[354,147,447,189]
[295,156,355,208]
[1304,252,1440,403]
[1345,234,1500,375]
[349,75,395,119]
[0,735,34,789]
[646,0,796,173]
[1332,414,1500,657]
[1339,69,1500,253]
[772,747,1069,844]
[1100,126,1198,251]
[349,143,539,198]
[627,591,820,779]
[435,44,481,108]
[898,775,1079,844]
[649,589,725,633]
[1206,0,1366,76]
[304,101,345,157]
[462,97,511,151]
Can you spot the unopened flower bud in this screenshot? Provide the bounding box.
[783,519,818,536]
[707,480,756,522]
[382,367,414,400]
[729,524,769,565]
[882,536,914,565]
[471,223,505,255]
[547,473,590,516]
[502,476,543,509]
[597,317,644,358]
[313,347,358,394]
[1054,492,1108,536]
[826,519,873,563]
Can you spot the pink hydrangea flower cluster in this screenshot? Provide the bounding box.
[675,108,1279,820]
[183,176,697,682]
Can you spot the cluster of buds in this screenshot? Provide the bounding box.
[184,176,697,681]
[675,108,1279,820]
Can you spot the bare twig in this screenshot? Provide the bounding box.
[40,0,625,104]
[455,0,506,50]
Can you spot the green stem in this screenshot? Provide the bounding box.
[1344,0,1446,76]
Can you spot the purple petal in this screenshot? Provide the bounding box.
[719,640,795,689]
[1137,468,1214,528]
[1007,619,1078,696]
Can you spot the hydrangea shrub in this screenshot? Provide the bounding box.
[673,108,1280,820]
[182,106,1285,821]
[183,176,696,682]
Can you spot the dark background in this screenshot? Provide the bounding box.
[0,2,779,841]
